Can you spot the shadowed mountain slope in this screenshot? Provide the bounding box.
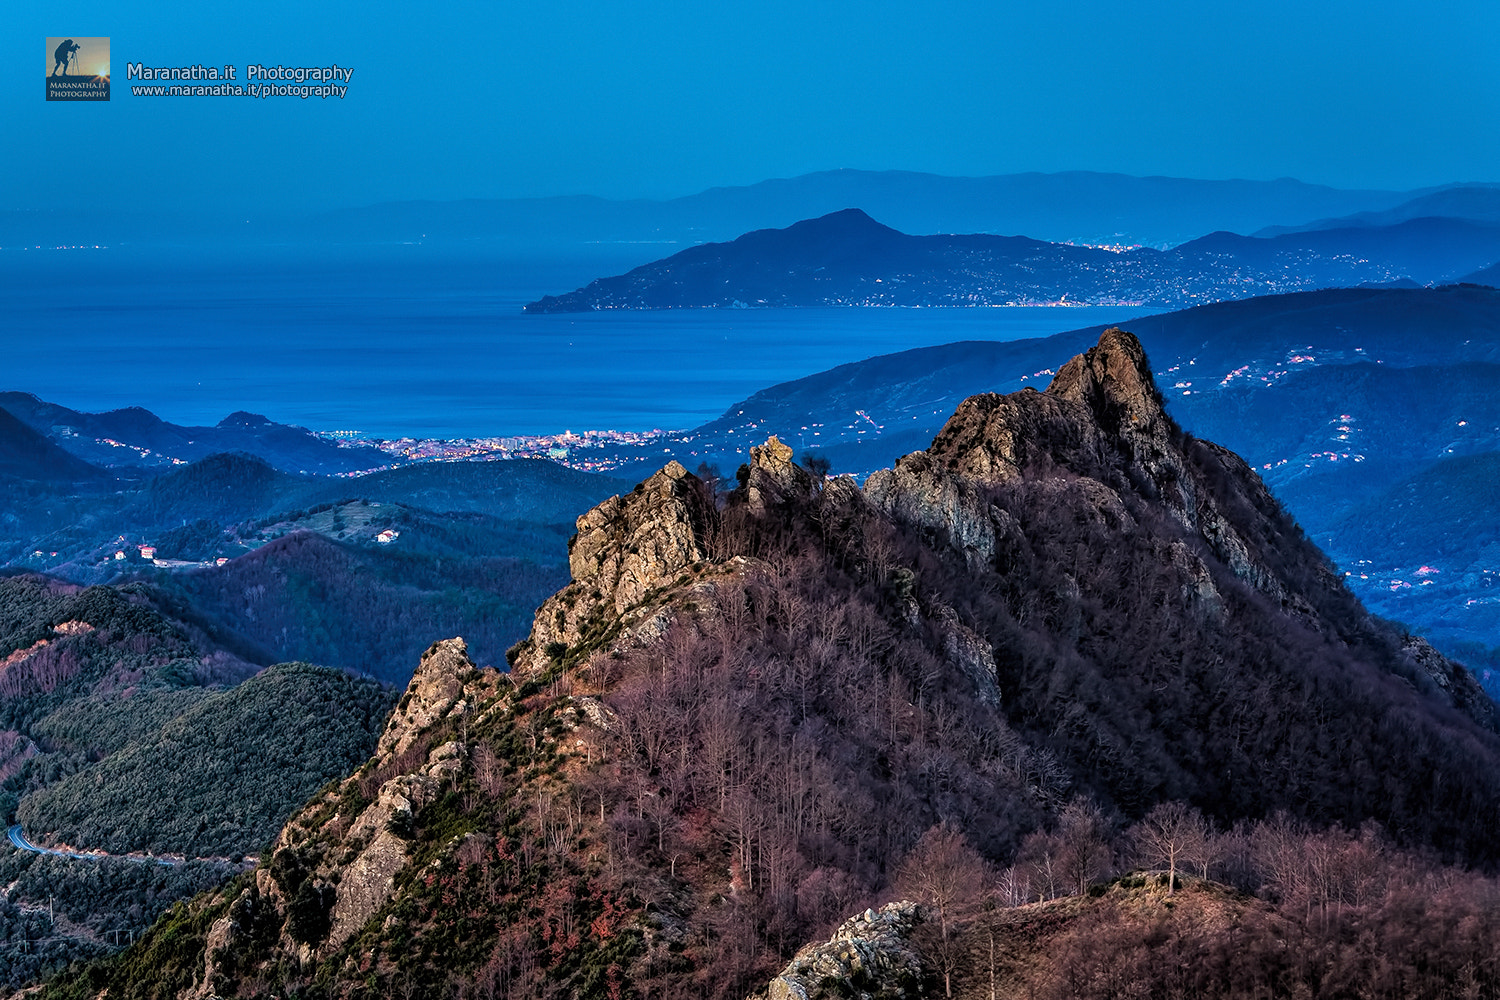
[0,408,105,485]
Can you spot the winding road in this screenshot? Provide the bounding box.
[8,824,176,866]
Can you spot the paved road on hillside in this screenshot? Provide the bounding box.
[8,824,176,866]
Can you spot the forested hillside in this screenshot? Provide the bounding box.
[0,576,396,983]
[18,662,395,859]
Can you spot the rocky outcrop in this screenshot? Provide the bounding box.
[1401,634,1499,730]
[761,901,924,1000]
[189,907,237,1000]
[873,329,1304,613]
[251,647,491,962]
[744,435,814,509]
[864,453,1013,569]
[931,603,1002,707]
[513,461,718,679]
[380,638,475,757]
[318,739,469,953]
[569,460,715,614]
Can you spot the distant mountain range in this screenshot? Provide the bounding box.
[0,170,1447,253]
[0,392,388,475]
[1257,182,1500,235]
[525,208,1500,312]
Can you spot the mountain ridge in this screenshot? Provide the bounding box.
[6,169,1419,251]
[46,327,1500,1000]
[523,210,1500,313]
[0,392,388,475]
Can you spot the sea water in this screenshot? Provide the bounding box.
[0,246,1149,438]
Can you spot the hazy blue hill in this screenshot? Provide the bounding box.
[525,211,1500,312]
[2,171,1421,252]
[1169,216,1500,282]
[0,393,387,475]
[1171,361,1500,523]
[307,170,1417,250]
[130,452,628,533]
[0,446,627,684]
[1,444,627,579]
[1464,260,1500,286]
[665,170,1417,245]
[1319,451,1500,663]
[157,529,568,683]
[1256,183,1500,235]
[338,459,633,523]
[138,452,304,524]
[1333,451,1500,560]
[0,407,106,485]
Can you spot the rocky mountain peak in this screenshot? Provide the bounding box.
[745,434,814,508]
[567,460,715,614]
[1046,326,1171,440]
[920,327,1176,487]
[512,460,720,678]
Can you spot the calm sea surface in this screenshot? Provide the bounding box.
[0,247,1150,438]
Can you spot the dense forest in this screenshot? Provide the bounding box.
[160,527,568,683]
[0,851,236,991]
[35,330,1500,1000]
[0,575,399,984]
[18,661,395,858]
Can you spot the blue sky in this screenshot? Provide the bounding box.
[6,0,1500,213]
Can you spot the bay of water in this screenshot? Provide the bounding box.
[0,247,1150,438]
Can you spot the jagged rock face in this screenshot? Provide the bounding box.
[569,460,715,614]
[1402,634,1498,730]
[763,901,924,1000]
[1047,326,1172,442]
[745,435,814,509]
[872,328,1308,615]
[931,603,1002,707]
[380,638,475,757]
[864,452,1013,570]
[513,461,718,679]
[321,741,466,949]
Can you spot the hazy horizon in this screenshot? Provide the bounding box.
[6,1,1499,215]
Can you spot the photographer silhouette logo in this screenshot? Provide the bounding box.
[46,36,110,101]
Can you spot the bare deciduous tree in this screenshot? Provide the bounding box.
[896,824,993,998]
[1130,801,1208,895]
